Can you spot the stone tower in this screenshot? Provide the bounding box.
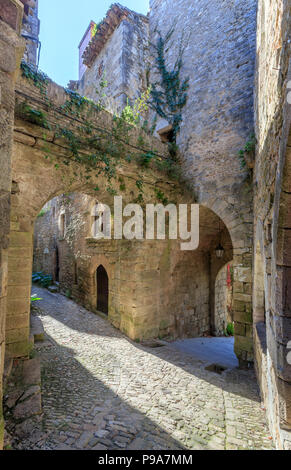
[20,0,40,65]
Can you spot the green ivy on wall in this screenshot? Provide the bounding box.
[150,27,190,142]
[18,61,185,201]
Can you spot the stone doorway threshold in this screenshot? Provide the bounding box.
[170,337,239,370]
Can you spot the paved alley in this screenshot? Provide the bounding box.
[17,287,274,450]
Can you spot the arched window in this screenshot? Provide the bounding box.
[96,265,109,315]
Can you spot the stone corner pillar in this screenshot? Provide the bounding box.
[0,0,24,451]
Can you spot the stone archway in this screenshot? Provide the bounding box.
[5,73,182,358]
[6,71,255,369]
[202,199,254,367]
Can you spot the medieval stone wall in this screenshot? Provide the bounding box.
[20,0,39,66]
[254,0,291,450]
[215,263,233,336]
[77,10,149,114]
[149,0,256,365]
[33,193,232,341]
[0,0,24,450]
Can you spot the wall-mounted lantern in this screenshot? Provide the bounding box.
[215,220,225,259]
[215,243,225,259]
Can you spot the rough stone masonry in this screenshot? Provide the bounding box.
[0,0,291,451]
[0,0,24,449]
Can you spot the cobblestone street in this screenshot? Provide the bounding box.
[20,287,274,450]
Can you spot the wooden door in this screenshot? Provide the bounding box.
[97,265,108,315]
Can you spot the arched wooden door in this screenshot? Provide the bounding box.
[96,265,109,315]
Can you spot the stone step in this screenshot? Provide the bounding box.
[4,357,42,432]
[48,284,59,294]
[30,315,45,342]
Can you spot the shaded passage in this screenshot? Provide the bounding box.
[23,287,273,450]
[171,337,239,370]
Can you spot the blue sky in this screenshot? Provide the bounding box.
[38,1,149,87]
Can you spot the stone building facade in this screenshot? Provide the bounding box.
[0,0,290,450]
[253,0,291,450]
[20,0,39,66]
[75,4,149,114]
[0,0,24,449]
[30,0,291,448]
[148,0,257,365]
[33,193,233,341]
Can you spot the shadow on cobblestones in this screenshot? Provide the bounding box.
[26,287,273,451]
[35,334,189,450]
[33,288,260,403]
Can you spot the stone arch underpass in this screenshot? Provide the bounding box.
[6,73,253,368]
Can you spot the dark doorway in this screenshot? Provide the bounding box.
[96,265,109,315]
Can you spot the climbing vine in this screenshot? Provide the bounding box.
[17,61,184,201]
[149,27,190,141]
[20,61,49,95]
[17,102,51,129]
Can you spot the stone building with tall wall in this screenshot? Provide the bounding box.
[253,0,291,450]
[73,4,149,114]
[0,0,25,450]
[20,0,39,66]
[33,193,233,341]
[0,0,290,450]
[31,0,291,449]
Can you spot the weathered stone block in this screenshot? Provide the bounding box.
[5,338,32,358]
[234,335,253,354]
[234,322,246,336]
[234,293,252,302]
[0,0,23,34]
[275,267,291,317]
[6,326,29,344]
[13,392,42,420]
[277,228,291,267]
[278,378,291,430]
[9,231,33,247]
[6,313,29,330]
[234,267,252,283]
[0,38,16,74]
[7,269,31,285]
[7,298,29,315]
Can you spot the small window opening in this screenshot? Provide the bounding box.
[157,125,175,143]
[60,213,65,238]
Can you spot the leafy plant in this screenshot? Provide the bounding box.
[121,87,152,126]
[155,188,169,205]
[238,134,256,169]
[31,294,42,303]
[225,322,234,337]
[32,272,53,288]
[18,60,185,201]
[65,289,72,299]
[150,27,190,141]
[139,151,156,168]
[37,209,48,218]
[20,61,49,95]
[17,103,50,129]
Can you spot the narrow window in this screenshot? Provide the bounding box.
[60,213,65,238]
